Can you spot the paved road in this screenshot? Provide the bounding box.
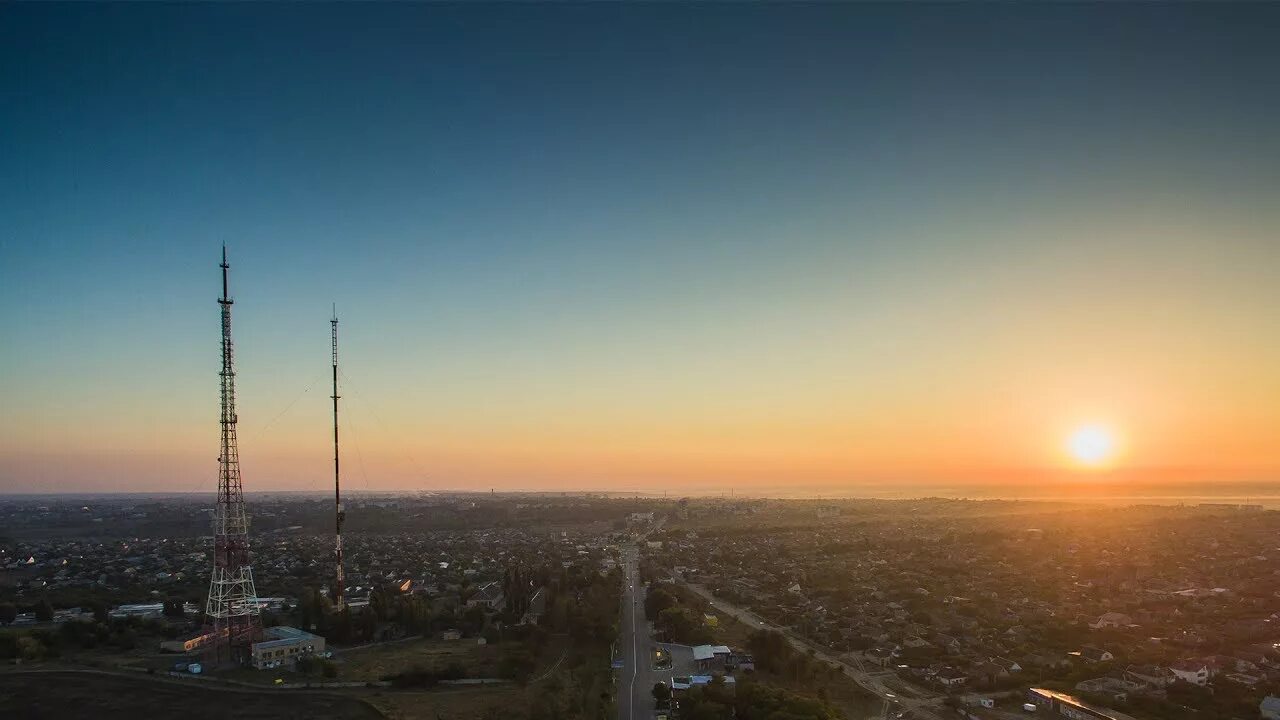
[618,545,655,720]
[684,583,947,720]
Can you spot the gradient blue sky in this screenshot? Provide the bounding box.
[3,4,1279,492]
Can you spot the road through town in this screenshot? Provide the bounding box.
[618,546,655,720]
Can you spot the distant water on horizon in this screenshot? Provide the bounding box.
[634,480,1280,508]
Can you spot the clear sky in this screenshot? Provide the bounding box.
[2,4,1279,494]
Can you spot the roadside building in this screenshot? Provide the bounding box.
[111,603,165,619]
[249,626,325,670]
[1027,688,1139,720]
[690,644,732,670]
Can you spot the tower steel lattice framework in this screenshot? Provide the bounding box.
[331,309,346,609]
[203,247,261,665]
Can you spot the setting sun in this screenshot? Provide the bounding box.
[1067,424,1118,467]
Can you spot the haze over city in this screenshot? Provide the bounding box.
[3,4,1279,495]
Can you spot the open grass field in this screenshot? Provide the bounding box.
[366,686,522,720]
[709,605,757,650]
[0,671,384,720]
[337,637,502,682]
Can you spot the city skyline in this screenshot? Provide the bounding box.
[3,4,1279,493]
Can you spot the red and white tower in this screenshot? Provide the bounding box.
[204,246,261,664]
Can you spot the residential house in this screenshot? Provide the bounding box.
[1089,612,1133,629]
[1225,673,1261,686]
[1075,677,1140,704]
[1169,659,1211,686]
[1081,646,1114,663]
[971,661,1007,685]
[1124,664,1172,689]
[519,587,547,625]
[866,647,894,668]
[936,667,967,687]
[466,581,504,611]
[934,632,962,654]
[993,656,1022,674]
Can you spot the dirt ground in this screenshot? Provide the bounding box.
[0,671,384,720]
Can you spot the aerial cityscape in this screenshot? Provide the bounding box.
[2,3,1279,720]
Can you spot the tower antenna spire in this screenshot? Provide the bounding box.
[220,245,229,301]
[204,247,261,665]
[332,306,345,609]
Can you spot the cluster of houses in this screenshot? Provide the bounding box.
[2,510,617,622]
[649,499,1280,714]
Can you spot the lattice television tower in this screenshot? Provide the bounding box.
[331,308,346,609]
[203,246,261,665]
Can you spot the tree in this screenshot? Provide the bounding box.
[359,606,378,641]
[652,682,671,701]
[686,700,731,720]
[34,599,53,622]
[370,582,402,623]
[0,603,16,625]
[163,598,185,618]
[16,635,46,661]
[499,646,535,683]
[330,606,353,643]
[463,604,487,634]
[747,629,795,673]
[644,588,678,621]
[657,606,710,644]
[298,588,331,634]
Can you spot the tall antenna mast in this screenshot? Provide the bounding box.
[204,246,261,664]
[332,306,345,609]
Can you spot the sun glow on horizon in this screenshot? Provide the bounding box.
[1067,423,1118,468]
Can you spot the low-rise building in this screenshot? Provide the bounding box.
[1169,659,1211,686]
[1080,646,1114,663]
[1124,664,1172,689]
[1075,677,1141,704]
[250,626,325,670]
[937,667,968,687]
[1027,688,1138,720]
[465,581,504,610]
